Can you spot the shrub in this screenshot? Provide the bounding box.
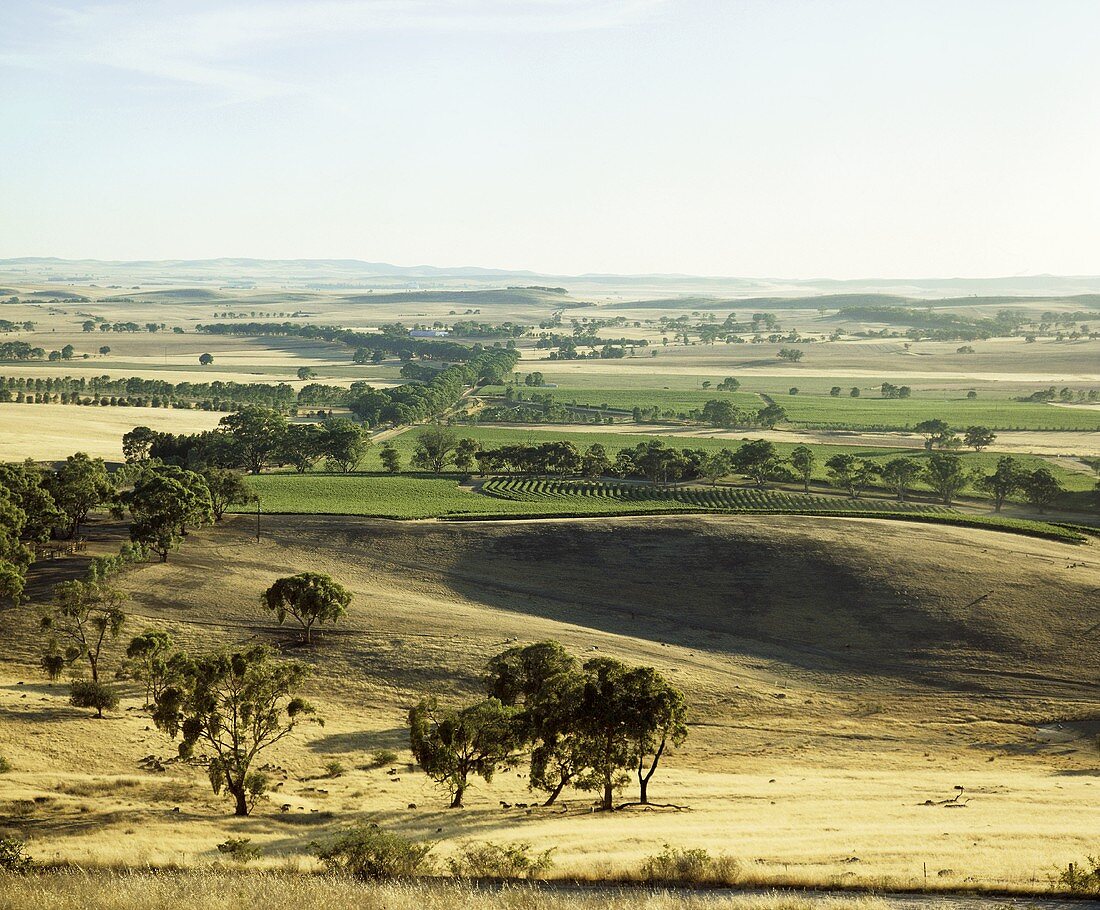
[322,760,347,778]
[641,845,740,885]
[313,824,434,880]
[447,841,555,879]
[1057,856,1100,893]
[362,749,399,769]
[0,837,33,873]
[0,755,11,773]
[216,837,263,863]
[69,679,119,717]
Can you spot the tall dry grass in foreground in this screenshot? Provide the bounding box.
[0,871,888,910]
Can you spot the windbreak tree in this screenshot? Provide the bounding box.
[923,453,968,505]
[977,456,1023,512]
[881,457,922,502]
[789,446,815,493]
[411,425,458,474]
[320,418,371,473]
[202,468,255,521]
[218,407,288,474]
[153,646,316,816]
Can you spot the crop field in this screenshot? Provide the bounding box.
[378,426,1096,494]
[480,385,764,414]
[774,394,1100,431]
[481,477,940,513]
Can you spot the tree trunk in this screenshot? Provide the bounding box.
[638,738,666,805]
[450,783,465,809]
[232,786,249,816]
[543,775,568,806]
[601,780,614,811]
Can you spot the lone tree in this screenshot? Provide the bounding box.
[40,580,126,684]
[881,457,922,502]
[69,678,120,718]
[261,572,352,644]
[977,456,1023,512]
[408,696,519,808]
[153,646,316,816]
[923,453,968,505]
[199,352,214,366]
[914,419,951,451]
[789,446,815,492]
[411,424,458,474]
[777,347,803,362]
[964,426,997,452]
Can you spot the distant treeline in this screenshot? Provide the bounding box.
[196,321,505,362]
[835,306,1028,340]
[0,320,35,333]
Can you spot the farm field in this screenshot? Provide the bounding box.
[370,425,1097,494]
[1,514,1097,887]
[771,394,1100,432]
[480,383,1100,430]
[0,403,224,462]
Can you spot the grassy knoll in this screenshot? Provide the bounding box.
[2,515,1097,888]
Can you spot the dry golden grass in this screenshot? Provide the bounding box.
[0,404,224,462]
[2,515,1097,890]
[0,870,891,910]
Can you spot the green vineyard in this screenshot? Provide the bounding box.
[479,477,943,513]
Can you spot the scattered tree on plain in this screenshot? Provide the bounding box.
[153,645,316,816]
[261,572,352,644]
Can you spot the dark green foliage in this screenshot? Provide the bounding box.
[70,679,120,717]
[313,824,434,879]
[0,838,33,873]
[447,841,554,879]
[153,645,315,815]
[261,572,352,643]
[408,697,520,808]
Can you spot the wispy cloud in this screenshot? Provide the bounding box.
[2,0,669,103]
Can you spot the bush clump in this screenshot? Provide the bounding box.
[322,760,347,778]
[0,837,33,873]
[641,845,740,885]
[1058,856,1100,893]
[0,754,11,773]
[216,837,263,863]
[362,749,399,769]
[313,824,434,880]
[69,679,119,717]
[447,841,555,879]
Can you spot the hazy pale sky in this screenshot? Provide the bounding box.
[2,0,1098,277]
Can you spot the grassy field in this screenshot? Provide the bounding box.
[0,872,892,910]
[481,385,764,414]
[0,403,224,462]
[2,514,1097,889]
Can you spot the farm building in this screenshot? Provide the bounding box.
[409,329,449,338]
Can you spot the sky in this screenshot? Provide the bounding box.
[1,0,1098,278]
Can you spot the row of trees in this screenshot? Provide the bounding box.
[410,642,687,810]
[125,412,373,475]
